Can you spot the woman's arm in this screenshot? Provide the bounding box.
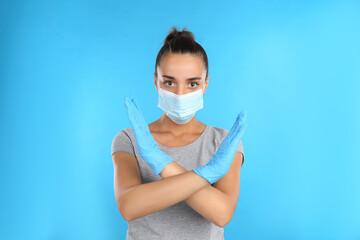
[122,169,210,222]
[121,98,244,226]
[159,153,243,228]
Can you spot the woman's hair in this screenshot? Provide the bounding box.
[155,26,209,81]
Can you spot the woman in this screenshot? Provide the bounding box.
[111,26,247,240]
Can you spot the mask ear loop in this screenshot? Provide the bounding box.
[201,79,206,94]
[156,76,162,92]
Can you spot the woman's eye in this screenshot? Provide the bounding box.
[163,81,199,88]
[164,81,174,86]
[189,82,199,88]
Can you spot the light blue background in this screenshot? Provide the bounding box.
[1,0,359,239]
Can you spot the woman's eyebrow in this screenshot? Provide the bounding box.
[162,75,201,81]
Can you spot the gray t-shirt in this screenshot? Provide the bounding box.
[111,124,244,240]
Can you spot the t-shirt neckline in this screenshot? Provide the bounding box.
[156,124,209,150]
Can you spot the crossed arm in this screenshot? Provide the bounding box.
[159,152,243,227]
[119,151,243,227]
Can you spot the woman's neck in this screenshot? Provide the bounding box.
[149,113,205,137]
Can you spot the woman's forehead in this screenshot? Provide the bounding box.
[158,54,206,79]
[161,53,202,65]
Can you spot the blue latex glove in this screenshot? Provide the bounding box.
[193,111,247,185]
[124,97,173,175]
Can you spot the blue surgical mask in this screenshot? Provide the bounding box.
[157,80,205,124]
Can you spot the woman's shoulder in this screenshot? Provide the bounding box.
[206,125,230,139]
[206,125,244,154]
[111,128,136,156]
[113,127,134,142]
[208,125,230,133]
[114,127,130,135]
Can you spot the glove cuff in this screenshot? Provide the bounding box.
[153,156,173,176]
[193,166,216,185]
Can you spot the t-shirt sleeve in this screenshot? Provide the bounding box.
[237,140,245,167]
[111,128,135,157]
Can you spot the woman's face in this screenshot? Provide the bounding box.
[154,53,209,95]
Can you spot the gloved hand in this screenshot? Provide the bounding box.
[124,97,174,175]
[193,111,247,185]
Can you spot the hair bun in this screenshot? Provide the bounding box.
[164,26,195,43]
[155,26,208,81]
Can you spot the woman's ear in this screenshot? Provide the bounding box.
[203,75,209,94]
[154,73,158,92]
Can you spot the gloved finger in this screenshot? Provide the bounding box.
[124,97,145,133]
[227,113,240,139]
[131,98,147,124]
[237,110,247,123]
[226,110,247,142]
[234,110,247,136]
[124,97,137,125]
[231,123,247,146]
[231,110,247,144]
[131,98,151,133]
